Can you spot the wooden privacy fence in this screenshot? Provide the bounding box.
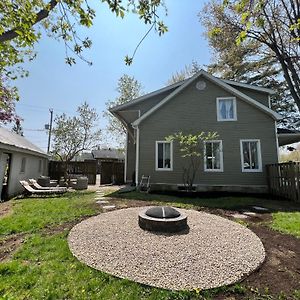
[49,160,97,185]
[100,161,124,185]
[266,162,300,202]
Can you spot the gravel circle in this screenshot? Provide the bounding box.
[68,207,265,290]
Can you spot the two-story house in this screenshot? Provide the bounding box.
[110,69,294,193]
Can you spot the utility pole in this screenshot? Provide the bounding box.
[47,109,53,154]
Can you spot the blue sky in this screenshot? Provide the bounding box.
[13,0,211,151]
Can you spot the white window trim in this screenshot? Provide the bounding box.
[204,140,224,172]
[240,139,262,172]
[155,141,173,171]
[216,97,237,121]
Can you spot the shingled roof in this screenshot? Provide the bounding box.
[0,127,48,158]
[92,148,124,161]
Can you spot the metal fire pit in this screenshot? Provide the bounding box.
[138,206,188,233]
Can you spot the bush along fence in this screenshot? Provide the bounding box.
[266,162,300,202]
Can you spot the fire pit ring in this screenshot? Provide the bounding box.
[138,206,188,233]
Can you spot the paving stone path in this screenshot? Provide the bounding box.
[94,189,116,210]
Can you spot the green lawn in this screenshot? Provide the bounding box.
[0,191,97,236]
[271,212,300,238]
[0,190,299,299]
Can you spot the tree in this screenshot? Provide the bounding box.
[0,0,167,78]
[167,61,202,85]
[52,101,101,179]
[201,0,300,112]
[0,77,20,124]
[12,119,24,136]
[104,74,143,146]
[166,131,218,191]
[199,1,298,128]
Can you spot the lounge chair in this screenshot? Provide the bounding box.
[20,181,67,196]
[28,179,67,192]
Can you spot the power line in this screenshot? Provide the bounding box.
[17,103,72,114]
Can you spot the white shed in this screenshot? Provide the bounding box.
[0,127,49,200]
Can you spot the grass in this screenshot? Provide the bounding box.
[0,189,299,299]
[271,212,300,238]
[0,191,97,236]
[109,190,300,212]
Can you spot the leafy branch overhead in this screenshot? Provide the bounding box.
[0,0,167,78]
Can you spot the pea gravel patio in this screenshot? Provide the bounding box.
[68,207,265,290]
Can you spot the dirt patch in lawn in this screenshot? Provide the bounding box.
[0,234,24,262]
[243,224,300,297]
[0,201,12,218]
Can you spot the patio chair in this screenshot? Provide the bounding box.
[19,181,67,196]
[28,179,67,192]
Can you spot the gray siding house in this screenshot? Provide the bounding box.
[110,70,287,193]
[0,127,49,200]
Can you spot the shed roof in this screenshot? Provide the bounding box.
[0,127,48,158]
[92,148,124,160]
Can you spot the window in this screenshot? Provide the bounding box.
[38,159,42,172]
[217,97,237,121]
[156,141,173,171]
[204,140,223,172]
[20,157,26,173]
[240,140,262,172]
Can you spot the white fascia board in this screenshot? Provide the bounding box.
[132,69,282,126]
[223,79,276,95]
[109,80,185,112]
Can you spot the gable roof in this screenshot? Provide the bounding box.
[109,80,184,113]
[132,70,281,127]
[110,73,276,114]
[223,79,276,94]
[0,127,49,158]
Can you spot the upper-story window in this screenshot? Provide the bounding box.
[156,141,173,171]
[240,139,262,172]
[217,97,237,121]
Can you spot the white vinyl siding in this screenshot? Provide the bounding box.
[155,141,173,171]
[240,139,262,172]
[204,140,224,172]
[217,97,237,121]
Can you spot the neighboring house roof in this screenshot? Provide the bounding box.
[73,152,95,161]
[277,128,300,146]
[110,72,276,114]
[92,148,125,160]
[277,128,298,134]
[131,70,282,127]
[0,127,49,158]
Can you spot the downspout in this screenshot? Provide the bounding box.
[124,132,128,183]
[135,126,140,186]
[274,121,279,162]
